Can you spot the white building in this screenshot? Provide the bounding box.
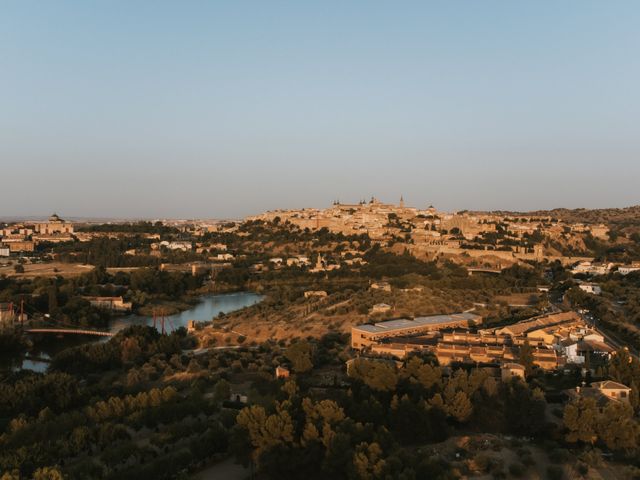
[571,262,613,276]
[558,339,585,364]
[371,303,392,314]
[579,283,602,295]
[160,241,192,251]
[618,266,640,276]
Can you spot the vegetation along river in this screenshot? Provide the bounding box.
[1,292,262,373]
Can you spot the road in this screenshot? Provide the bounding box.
[552,300,640,362]
[593,323,640,362]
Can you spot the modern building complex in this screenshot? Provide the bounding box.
[351,312,482,350]
[352,310,615,372]
[493,311,583,338]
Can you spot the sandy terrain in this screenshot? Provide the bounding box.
[0,262,94,278]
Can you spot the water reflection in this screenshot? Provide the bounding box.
[110,292,262,333]
[2,292,261,373]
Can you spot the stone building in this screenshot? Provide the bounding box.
[34,213,74,235]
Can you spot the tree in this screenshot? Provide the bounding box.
[33,467,64,480]
[608,349,640,386]
[389,395,434,444]
[0,470,20,480]
[350,359,398,392]
[213,379,231,403]
[504,382,546,436]
[518,340,535,376]
[121,337,142,364]
[401,357,441,389]
[285,341,314,373]
[47,285,58,314]
[351,442,387,480]
[236,404,295,464]
[597,402,639,452]
[447,391,473,423]
[564,397,599,445]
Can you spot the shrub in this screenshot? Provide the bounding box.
[576,463,588,476]
[521,454,535,467]
[547,465,564,480]
[473,453,491,473]
[549,448,570,464]
[508,463,525,477]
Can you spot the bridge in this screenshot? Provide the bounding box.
[25,328,114,337]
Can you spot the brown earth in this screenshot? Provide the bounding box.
[0,262,94,278]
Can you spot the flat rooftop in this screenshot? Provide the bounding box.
[353,312,481,335]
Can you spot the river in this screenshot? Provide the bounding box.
[1,292,262,373]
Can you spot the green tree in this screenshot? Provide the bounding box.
[518,340,535,376]
[285,341,314,373]
[47,285,58,314]
[33,466,64,480]
[351,442,386,480]
[236,404,295,464]
[597,402,639,452]
[350,360,398,392]
[401,357,441,389]
[564,397,599,445]
[121,337,142,364]
[213,379,231,403]
[447,391,473,423]
[608,349,640,386]
[504,382,546,436]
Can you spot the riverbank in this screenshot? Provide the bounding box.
[135,296,200,316]
[1,292,263,373]
[112,292,263,334]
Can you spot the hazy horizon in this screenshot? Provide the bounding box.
[2,199,640,224]
[2,1,639,218]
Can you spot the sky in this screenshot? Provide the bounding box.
[1,1,639,219]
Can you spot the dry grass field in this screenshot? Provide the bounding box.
[0,262,94,278]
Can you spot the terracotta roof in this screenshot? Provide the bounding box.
[496,311,581,336]
[591,380,630,390]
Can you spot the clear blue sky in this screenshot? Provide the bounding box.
[1,1,639,218]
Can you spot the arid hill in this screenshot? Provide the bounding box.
[476,205,640,226]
